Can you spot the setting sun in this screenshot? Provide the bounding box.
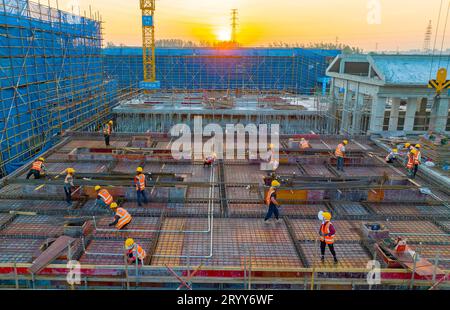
[216,28,232,41]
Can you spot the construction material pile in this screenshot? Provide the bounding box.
[419,133,449,168]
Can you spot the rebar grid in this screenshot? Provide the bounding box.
[0,238,43,263]
[152,218,303,269]
[228,203,327,218]
[289,219,364,242]
[0,215,64,238]
[299,242,371,268]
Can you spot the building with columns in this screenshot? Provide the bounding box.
[326,54,450,135]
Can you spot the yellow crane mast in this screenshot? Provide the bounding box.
[139,0,160,90]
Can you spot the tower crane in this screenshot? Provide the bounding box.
[139,0,160,90]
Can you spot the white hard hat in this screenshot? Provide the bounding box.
[318,211,324,221]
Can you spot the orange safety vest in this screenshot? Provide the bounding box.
[301,141,309,149]
[129,244,146,261]
[115,208,132,229]
[103,124,112,135]
[406,154,415,169]
[414,151,421,165]
[98,189,113,205]
[320,221,335,244]
[265,188,276,206]
[134,174,146,191]
[32,160,43,171]
[335,143,345,158]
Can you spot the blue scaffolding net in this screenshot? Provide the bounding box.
[103,47,339,94]
[0,0,118,176]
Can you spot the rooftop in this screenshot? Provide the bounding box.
[0,132,448,289]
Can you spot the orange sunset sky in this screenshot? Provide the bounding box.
[57,0,448,51]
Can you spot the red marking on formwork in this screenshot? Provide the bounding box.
[0,266,448,283]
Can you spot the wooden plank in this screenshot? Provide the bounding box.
[28,236,75,274]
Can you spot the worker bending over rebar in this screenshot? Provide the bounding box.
[203,152,217,168]
[26,157,46,179]
[125,238,147,265]
[319,212,339,264]
[94,185,114,210]
[108,202,132,230]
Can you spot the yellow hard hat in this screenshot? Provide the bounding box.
[343,140,349,145]
[323,212,332,221]
[269,144,274,149]
[392,149,398,153]
[125,238,135,249]
[136,167,143,173]
[110,202,118,209]
[94,185,101,191]
[108,120,113,125]
[66,168,75,174]
[415,144,421,148]
[271,180,281,188]
[405,143,411,148]
[38,157,45,162]
[411,149,418,155]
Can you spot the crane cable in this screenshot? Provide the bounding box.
[429,0,444,81]
[438,0,450,68]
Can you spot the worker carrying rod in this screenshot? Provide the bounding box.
[108,202,132,230]
[264,180,281,224]
[94,185,114,210]
[64,168,75,206]
[134,167,148,207]
[125,238,147,266]
[26,157,46,180]
[103,120,113,146]
[335,140,348,172]
[318,211,339,264]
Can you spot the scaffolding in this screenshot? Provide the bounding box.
[103,47,339,95]
[0,0,118,176]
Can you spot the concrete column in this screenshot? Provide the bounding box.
[352,93,364,135]
[368,96,386,133]
[430,97,449,133]
[404,98,419,132]
[388,98,401,131]
[340,83,352,134]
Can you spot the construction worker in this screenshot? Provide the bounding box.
[268,144,280,171]
[413,144,422,178]
[406,149,417,178]
[103,120,113,146]
[335,140,348,172]
[203,152,217,168]
[264,180,281,224]
[108,202,132,230]
[300,138,311,149]
[64,168,75,206]
[134,167,148,206]
[26,157,46,179]
[125,238,147,265]
[94,185,114,210]
[385,148,398,164]
[319,212,339,264]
